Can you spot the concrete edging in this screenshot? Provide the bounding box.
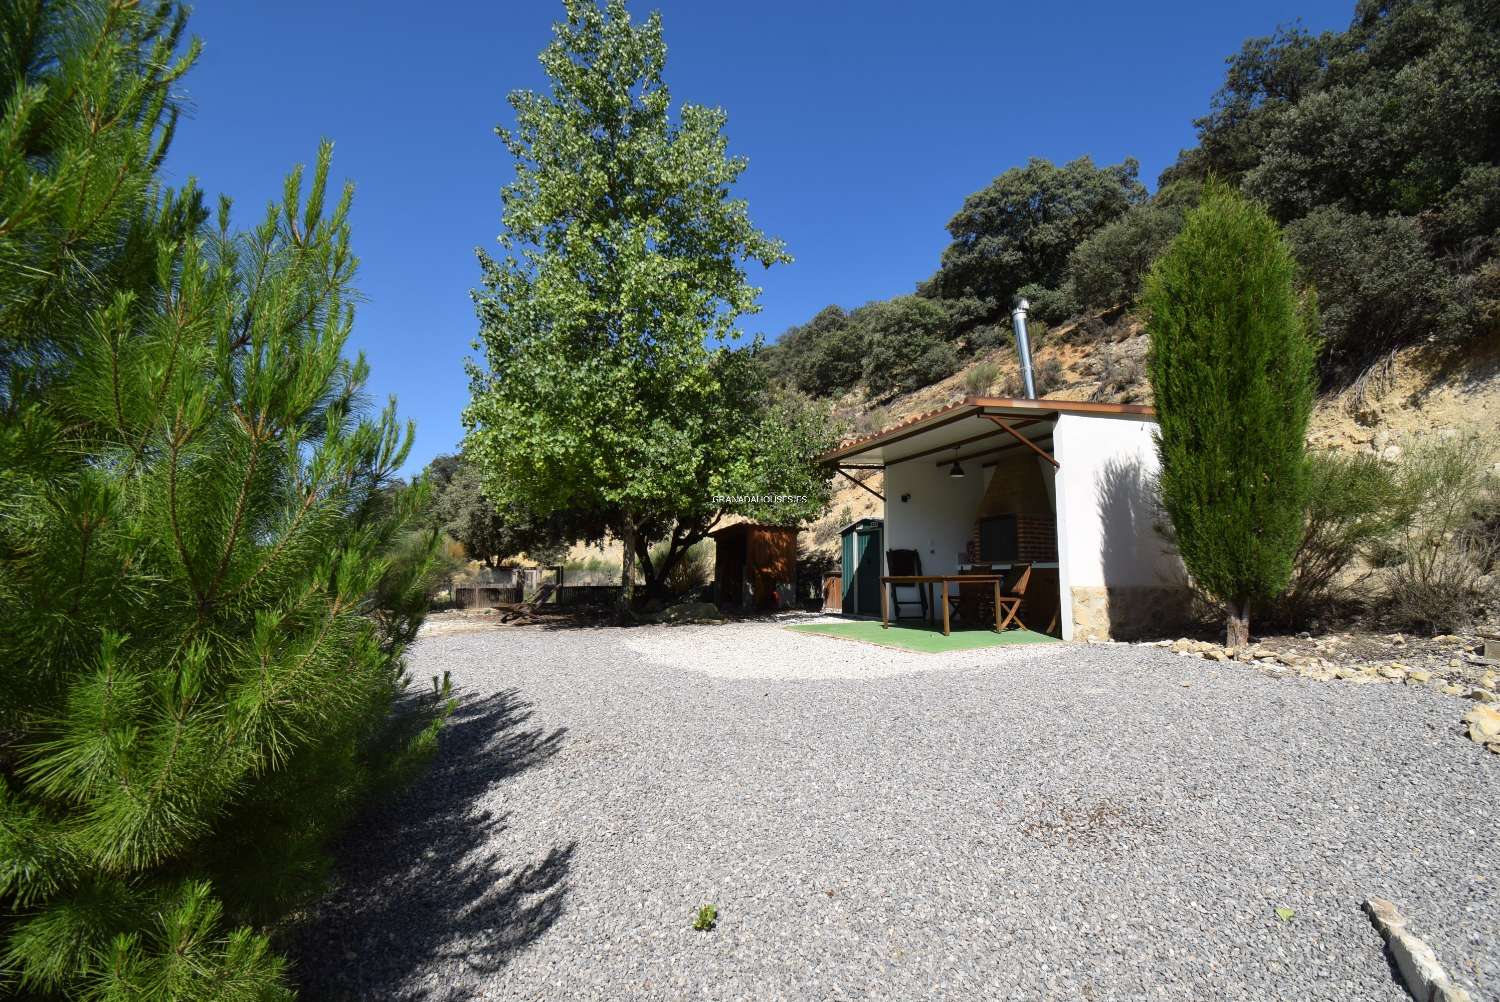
[1363,897,1474,1002]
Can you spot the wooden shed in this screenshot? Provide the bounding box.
[711,523,798,611]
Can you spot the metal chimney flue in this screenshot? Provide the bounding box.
[1011,297,1038,399]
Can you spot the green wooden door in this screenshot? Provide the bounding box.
[841,529,856,611]
[855,524,882,616]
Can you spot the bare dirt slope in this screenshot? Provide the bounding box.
[808,323,1500,558]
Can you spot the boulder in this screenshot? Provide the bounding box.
[1464,705,1500,740]
[654,601,725,625]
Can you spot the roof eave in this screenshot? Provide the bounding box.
[816,396,1156,466]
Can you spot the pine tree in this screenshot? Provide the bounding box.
[1144,181,1319,648]
[0,3,443,997]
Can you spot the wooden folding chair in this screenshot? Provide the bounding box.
[884,548,928,621]
[994,562,1032,632]
[955,564,997,625]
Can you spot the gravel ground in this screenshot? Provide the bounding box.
[293,620,1499,1001]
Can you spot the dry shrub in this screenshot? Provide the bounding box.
[964,361,1000,396]
[1267,451,1402,626]
[1001,357,1065,397]
[1089,345,1146,402]
[1377,436,1499,633]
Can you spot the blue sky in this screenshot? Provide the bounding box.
[164,0,1353,475]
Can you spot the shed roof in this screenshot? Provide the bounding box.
[708,522,800,539]
[818,396,1155,468]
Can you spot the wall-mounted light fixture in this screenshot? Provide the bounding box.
[900,493,911,503]
[948,446,965,478]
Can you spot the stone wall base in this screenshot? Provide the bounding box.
[1070,585,1195,641]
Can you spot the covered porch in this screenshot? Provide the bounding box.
[818,396,1189,641]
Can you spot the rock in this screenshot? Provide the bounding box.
[1464,705,1500,744]
[1441,683,1465,696]
[1470,689,1496,703]
[1378,665,1407,681]
[1364,898,1475,1002]
[1333,667,1361,681]
[1406,669,1432,685]
[647,601,725,625]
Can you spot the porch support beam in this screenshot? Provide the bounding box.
[981,414,1059,468]
[929,418,1046,467]
[978,437,1053,467]
[887,422,1030,467]
[836,467,885,502]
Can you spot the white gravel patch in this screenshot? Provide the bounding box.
[618,614,1062,680]
[294,621,1500,1002]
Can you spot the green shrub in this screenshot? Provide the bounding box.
[1269,451,1402,625]
[1379,437,1498,633]
[1067,183,1198,311]
[1286,206,1470,378]
[0,4,445,996]
[1015,283,1078,325]
[767,305,865,397]
[860,297,961,397]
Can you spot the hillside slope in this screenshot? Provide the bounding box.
[808,318,1500,558]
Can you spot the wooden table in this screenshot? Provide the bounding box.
[879,575,1015,636]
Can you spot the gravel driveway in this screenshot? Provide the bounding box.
[294,618,1499,1001]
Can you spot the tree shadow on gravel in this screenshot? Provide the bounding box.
[289,688,573,1001]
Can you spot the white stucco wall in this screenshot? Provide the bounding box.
[881,460,992,578]
[1052,413,1185,639]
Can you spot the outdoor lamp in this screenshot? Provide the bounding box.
[948,459,964,478]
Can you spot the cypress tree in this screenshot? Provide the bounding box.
[0,3,443,997]
[1144,181,1318,648]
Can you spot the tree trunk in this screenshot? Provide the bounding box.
[637,530,694,602]
[617,515,636,622]
[1225,600,1250,650]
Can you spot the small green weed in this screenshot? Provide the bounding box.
[1275,907,1295,923]
[693,903,718,931]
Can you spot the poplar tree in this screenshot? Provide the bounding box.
[1144,182,1318,648]
[465,0,833,612]
[0,3,442,997]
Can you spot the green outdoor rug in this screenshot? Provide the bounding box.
[786,620,1058,654]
